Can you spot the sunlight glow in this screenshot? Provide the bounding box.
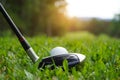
[66,0,120,19]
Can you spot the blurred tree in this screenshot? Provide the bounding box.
[22,0,68,36]
[0,0,69,36]
[0,13,8,31]
[87,18,108,35]
[68,17,110,35]
[0,0,28,36]
[109,14,120,37]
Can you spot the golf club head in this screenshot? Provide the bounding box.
[38,53,86,69]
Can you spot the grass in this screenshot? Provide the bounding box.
[0,32,120,80]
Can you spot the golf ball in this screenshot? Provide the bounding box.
[50,47,68,56]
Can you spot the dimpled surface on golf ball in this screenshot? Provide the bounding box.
[50,47,68,56]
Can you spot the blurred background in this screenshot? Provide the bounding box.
[0,0,120,37]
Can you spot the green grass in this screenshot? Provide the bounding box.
[0,32,120,80]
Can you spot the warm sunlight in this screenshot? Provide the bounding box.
[66,0,120,19]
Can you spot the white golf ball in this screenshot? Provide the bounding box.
[50,47,68,56]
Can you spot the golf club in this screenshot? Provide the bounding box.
[0,3,86,69]
[0,3,39,63]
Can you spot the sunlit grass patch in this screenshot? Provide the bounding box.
[0,32,120,80]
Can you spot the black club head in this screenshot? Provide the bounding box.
[38,53,86,69]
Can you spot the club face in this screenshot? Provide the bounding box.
[38,53,86,69]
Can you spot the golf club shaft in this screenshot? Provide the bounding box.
[0,3,39,63]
